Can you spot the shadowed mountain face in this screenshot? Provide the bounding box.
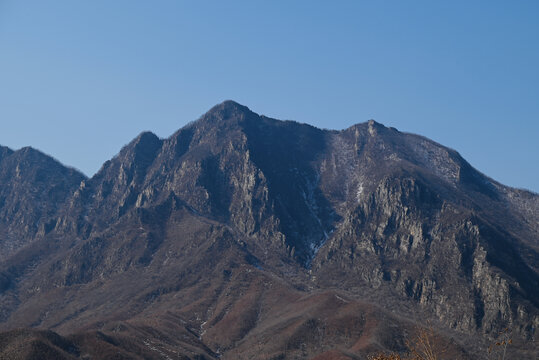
[0,146,86,261]
[0,101,537,359]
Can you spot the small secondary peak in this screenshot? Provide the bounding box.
[134,131,160,144]
[367,119,385,135]
[14,146,48,158]
[122,131,162,158]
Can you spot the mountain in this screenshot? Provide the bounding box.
[0,101,537,359]
[0,146,86,261]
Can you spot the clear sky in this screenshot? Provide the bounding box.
[0,1,538,192]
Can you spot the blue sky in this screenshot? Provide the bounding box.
[0,1,538,192]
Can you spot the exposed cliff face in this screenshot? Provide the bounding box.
[56,101,336,267]
[312,175,539,337]
[0,101,537,359]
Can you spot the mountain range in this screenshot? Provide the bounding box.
[0,101,537,359]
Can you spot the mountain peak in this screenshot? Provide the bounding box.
[218,99,249,110]
[0,145,14,162]
[17,145,38,153]
[119,131,161,153]
[367,119,386,135]
[134,131,160,145]
[114,131,163,170]
[13,146,61,163]
[200,100,252,123]
[367,119,383,127]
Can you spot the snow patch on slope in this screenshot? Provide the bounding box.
[298,171,334,266]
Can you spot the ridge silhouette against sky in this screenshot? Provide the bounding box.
[0,1,537,192]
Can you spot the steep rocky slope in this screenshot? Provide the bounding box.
[0,101,537,359]
[0,146,85,261]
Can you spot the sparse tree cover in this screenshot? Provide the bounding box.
[368,327,447,360]
[370,327,514,360]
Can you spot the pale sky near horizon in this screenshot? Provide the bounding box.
[0,1,538,192]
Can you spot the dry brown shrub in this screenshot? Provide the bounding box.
[487,328,512,360]
[406,326,447,360]
[368,325,446,360]
[368,353,404,360]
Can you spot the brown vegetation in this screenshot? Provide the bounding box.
[368,326,444,360]
[487,328,512,360]
[368,326,517,360]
